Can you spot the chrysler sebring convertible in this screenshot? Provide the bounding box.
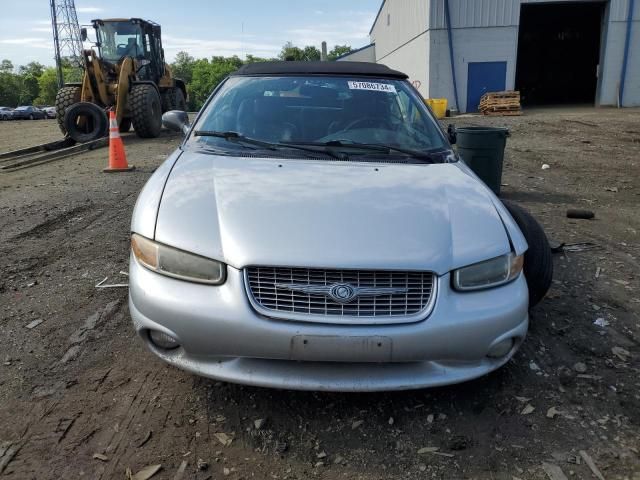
[129,61,552,391]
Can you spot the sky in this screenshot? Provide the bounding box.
[0,0,380,68]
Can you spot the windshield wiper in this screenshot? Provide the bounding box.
[194,130,346,159]
[327,140,437,162]
[194,130,275,150]
[286,140,437,162]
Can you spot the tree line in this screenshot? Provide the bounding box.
[0,43,352,110]
[0,59,81,108]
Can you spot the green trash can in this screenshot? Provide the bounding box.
[455,126,510,195]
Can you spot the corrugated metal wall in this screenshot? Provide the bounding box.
[429,0,636,29]
[428,27,519,111]
[369,0,639,110]
[370,0,429,60]
[370,0,430,96]
[599,2,640,106]
[336,44,377,63]
[378,34,432,98]
[430,0,519,28]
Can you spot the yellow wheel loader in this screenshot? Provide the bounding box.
[55,18,187,141]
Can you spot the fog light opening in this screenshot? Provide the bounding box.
[149,330,180,350]
[487,338,514,358]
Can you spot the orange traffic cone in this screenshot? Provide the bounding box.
[103,111,134,172]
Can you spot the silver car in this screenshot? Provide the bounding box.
[0,107,14,120]
[129,61,552,391]
[42,106,57,119]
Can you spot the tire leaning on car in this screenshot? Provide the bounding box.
[502,199,553,308]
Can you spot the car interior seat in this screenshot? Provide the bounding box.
[236,98,298,142]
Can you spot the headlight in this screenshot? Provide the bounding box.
[131,233,226,285]
[453,253,523,291]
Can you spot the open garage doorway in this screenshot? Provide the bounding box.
[515,2,605,106]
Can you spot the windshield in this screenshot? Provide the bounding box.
[190,75,447,156]
[96,21,144,62]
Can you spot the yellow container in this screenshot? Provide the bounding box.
[426,98,448,119]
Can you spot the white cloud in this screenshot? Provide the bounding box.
[162,35,281,60]
[0,37,52,49]
[284,11,374,50]
[76,7,103,13]
[31,27,52,33]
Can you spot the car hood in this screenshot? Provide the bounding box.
[154,152,511,274]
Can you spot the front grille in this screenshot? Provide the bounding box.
[245,267,436,323]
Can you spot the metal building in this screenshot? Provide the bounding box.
[340,0,639,112]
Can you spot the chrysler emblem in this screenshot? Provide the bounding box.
[275,282,408,304]
[329,283,356,303]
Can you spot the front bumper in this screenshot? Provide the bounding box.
[129,256,529,391]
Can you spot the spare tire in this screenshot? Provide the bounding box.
[502,199,553,308]
[63,102,109,143]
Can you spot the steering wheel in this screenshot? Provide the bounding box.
[343,117,392,131]
[343,111,405,131]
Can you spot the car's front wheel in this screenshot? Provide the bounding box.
[502,200,553,308]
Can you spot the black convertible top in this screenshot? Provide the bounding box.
[232,61,409,79]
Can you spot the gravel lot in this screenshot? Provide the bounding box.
[0,109,639,479]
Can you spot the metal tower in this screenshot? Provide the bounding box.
[50,0,84,88]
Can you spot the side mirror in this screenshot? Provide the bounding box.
[81,28,88,42]
[162,110,190,136]
[447,124,457,145]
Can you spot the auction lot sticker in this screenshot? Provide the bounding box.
[348,81,397,93]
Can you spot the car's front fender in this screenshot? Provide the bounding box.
[454,161,528,255]
[130,148,183,239]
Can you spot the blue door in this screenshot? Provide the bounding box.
[466,61,507,113]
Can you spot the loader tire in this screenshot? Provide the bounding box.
[170,88,187,111]
[119,118,132,133]
[161,91,172,113]
[130,84,162,138]
[161,87,187,112]
[55,85,81,135]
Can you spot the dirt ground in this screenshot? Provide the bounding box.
[0,109,639,480]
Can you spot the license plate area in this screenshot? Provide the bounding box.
[290,335,392,362]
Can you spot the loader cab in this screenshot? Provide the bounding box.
[92,18,165,82]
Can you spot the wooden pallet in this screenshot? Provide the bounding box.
[481,91,520,99]
[483,110,522,116]
[482,104,521,112]
[480,98,520,105]
[479,90,521,116]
